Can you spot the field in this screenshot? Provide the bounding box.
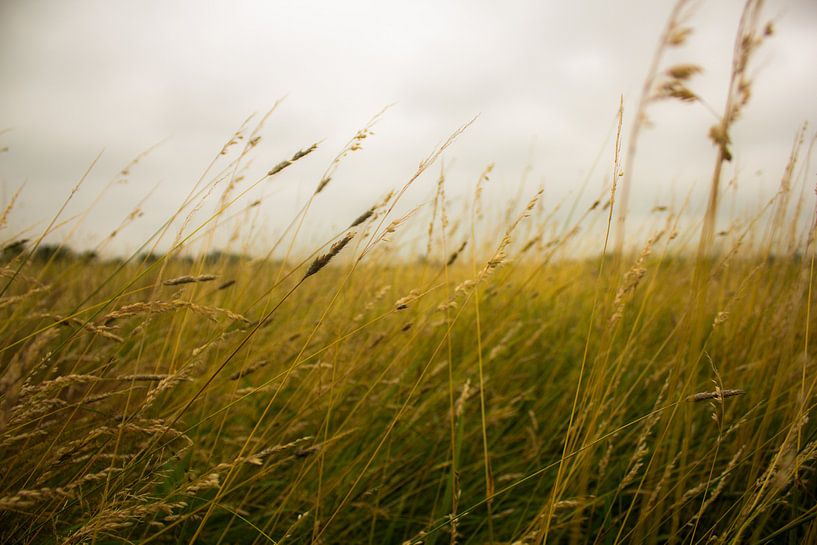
[2,1,817,544]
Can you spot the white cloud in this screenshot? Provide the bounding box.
[1,0,815,255]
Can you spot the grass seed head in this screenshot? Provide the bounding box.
[303,232,355,279]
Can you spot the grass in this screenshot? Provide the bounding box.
[1,1,816,543]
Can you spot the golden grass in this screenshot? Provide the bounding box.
[1,2,816,544]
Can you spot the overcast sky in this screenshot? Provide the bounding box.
[1,0,816,256]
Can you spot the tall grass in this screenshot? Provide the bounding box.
[1,2,816,544]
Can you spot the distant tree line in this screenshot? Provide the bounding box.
[1,240,253,265]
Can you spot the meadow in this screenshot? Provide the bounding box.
[1,1,816,543]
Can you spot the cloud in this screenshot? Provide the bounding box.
[1,0,815,254]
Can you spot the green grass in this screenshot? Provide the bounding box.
[1,235,815,544]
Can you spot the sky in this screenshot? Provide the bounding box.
[1,0,816,256]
